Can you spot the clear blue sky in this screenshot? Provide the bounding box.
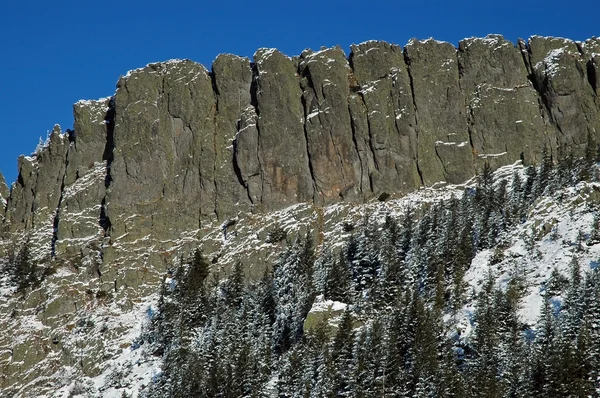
[1,0,598,185]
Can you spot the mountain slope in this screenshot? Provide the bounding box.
[0,34,599,397]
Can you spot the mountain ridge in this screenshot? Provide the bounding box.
[0,34,600,396]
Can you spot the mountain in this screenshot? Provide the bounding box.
[0,34,599,397]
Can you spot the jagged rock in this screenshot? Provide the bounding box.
[0,171,8,217]
[581,38,600,95]
[253,48,314,210]
[405,38,474,185]
[107,60,217,244]
[527,36,600,150]
[65,99,110,186]
[4,127,69,260]
[235,106,261,204]
[54,99,112,257]
[459,35,529,91]
[349,41,421,196]
[212,54,254,216]
[459,35,554,168]
[3,35,600,396]
[298,46,361,203]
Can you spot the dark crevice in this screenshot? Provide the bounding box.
[518,39,534,76]
[208,71,220,220]
[232,134,248,190]
[357,92,380,175]
[99,197,111,233]
[434,146,449,179]
[249,63,259,111]
[249,62,265,207]
[102,97,116,188]
[519,41,561,141]
[345,50,366,195]
[404,48,425,187]
[587,60,597,94]
[51,151,70,258]
[300,94,318,203]
[99,96,116,237]
[348,105,365,194]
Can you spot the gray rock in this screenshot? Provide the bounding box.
[405,38,474,185]
[234,106,262,204]
[298,46,361,203]
[349,41,421,195]
[253,48,314,210]
[3,35,600,397]
[528,36,600,151]
[458,35,555,168]
[65,98,110,186]
[107,60,217,243]
[212,54,254,216]
[0,171,8,218]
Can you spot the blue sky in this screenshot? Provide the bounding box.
[1,0,598,185]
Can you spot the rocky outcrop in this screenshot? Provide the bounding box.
[459,35,553,169]
[1,34,600,395]
[525,37,600,149]
[0,172,7,217]
[4,35,600,249]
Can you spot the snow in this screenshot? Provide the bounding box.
[75,97,111,108]
[478,151,507,159]
[310,294,347,313]
[5,154,600,396]
[408,37,450,46]
[48,297,162,398]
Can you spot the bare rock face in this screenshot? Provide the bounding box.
[253,48,314,210]
[55,99,111,258]
[298,46,361,203]
[526,36,600,149]
[349,41,421,197]
[107,60,216,243]
[405,38,474,185]
[212,54,254,216]
[2,35,600,396]
[459,35,553,169]
[0,172,8,217]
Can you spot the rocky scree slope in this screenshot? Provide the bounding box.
[0,34,599,396]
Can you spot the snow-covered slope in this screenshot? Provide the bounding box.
[4,161,595,397]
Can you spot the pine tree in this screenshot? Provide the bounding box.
[468,272,502,398]
[331,309,355,396]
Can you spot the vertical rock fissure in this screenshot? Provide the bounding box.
[518,39,559,139]
[210,72,220,220]
[346,56,367,195]
[359,93,380,173]
[250,62,265,207]
[100,97,115,236]
[51,146,69,258]
[231,133,253,204]
[313,76,349,184]
[300,94,318,203]
[404,50,425,186]
[188,123,202,230]
[587,60,597,94]
[102,97,116,189]
[348,105,365,194]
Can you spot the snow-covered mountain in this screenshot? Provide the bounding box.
[1,34,600,397]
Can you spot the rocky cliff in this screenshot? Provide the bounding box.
[0,34,599,396]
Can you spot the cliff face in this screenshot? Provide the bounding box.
[0,35,599,394]
[3,36,600,247]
